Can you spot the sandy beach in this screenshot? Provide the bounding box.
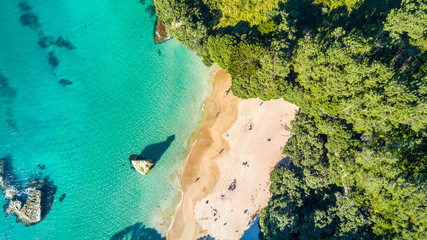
[168,69,297,239]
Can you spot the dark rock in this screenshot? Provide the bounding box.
[59,193,66,202]
[58,79,72,86]
[18,2,32,11]
[55,37,75,50]
[38,36,55,48]
[20,13,39,29]
[48,52,59,69]
[139,0,145,5]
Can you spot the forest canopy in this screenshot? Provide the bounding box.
[153,0,427,239]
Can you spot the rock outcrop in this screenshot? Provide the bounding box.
[154,17,171,44]
[0,157,56,226]
[7,187,42,225]
[129,155,154,175]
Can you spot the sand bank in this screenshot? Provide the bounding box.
[168,69,297,239]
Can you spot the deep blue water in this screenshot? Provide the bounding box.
[0,0,212,239]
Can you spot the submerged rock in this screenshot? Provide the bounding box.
[20,12,39,29]
[18,2,32,12]
[58,79,72,86]
[38,35,55,48]
[0,74,9,88]
[129,155,154,175]
[154,17,171,44]
[59,193,66,202]
[55,37,76,50]
[48,51,59,69]
[145,5,156,17]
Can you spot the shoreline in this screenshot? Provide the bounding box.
[168,69,240,239]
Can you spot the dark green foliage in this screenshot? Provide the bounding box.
[153,0,427,238]
[384,0,427,50]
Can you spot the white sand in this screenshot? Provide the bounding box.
[194,98,296,239]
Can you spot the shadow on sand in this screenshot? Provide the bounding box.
[197,235,215,240]
[110,222,165,240]
[139,135,175,162]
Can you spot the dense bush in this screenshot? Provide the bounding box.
[153,0,427,238]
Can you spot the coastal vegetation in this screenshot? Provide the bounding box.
[153,0,427,239]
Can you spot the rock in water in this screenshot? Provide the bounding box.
[129,155,154,175]
[0,158,56,226]
[154,17,171,44]
[7,187,42,225]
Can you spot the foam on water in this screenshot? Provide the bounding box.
[0,0,212,239]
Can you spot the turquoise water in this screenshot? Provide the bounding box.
[0,0,212,239]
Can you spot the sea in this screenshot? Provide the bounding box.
[0,0,212,239]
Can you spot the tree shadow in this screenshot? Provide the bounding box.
[138,135,175,162]
[241,214,260,240]
[275,156,291,168]
[323,0,402,32]
[110,222,165,240]
[197,235,215,240]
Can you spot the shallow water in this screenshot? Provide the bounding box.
[0,0,212,239]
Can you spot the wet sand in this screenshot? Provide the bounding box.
[168,69,240,239]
